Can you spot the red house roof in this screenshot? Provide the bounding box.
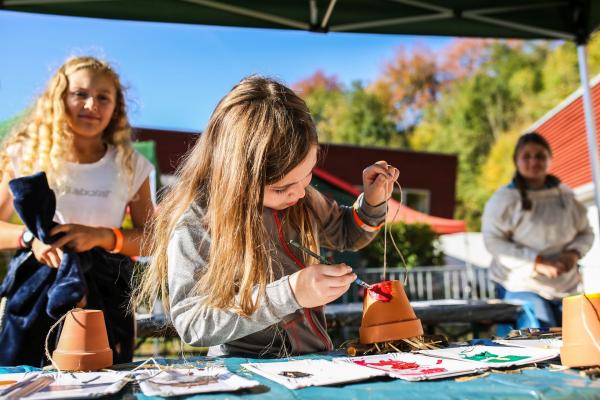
[313,168,466,234]
[529,74,600,189]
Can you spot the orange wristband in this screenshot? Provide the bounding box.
[352,207,383,232]
[110,227,124,254]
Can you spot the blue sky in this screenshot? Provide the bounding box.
[0,10,453,131]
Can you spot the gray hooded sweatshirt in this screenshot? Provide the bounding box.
[167,189,386,357]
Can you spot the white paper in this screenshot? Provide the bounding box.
[0,371,129,399]
[419,344,559,368]
[335,352,486,381]
[136,366,260,397]
[493,338,563,350]
[241,359,387,389]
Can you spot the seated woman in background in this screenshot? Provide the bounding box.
[482,132,594,328]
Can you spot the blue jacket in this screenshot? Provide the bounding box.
[0,172,134,367]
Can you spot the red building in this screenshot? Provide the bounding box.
[132,127,463,231]
[319,143,457,219]
[527,74,600,206]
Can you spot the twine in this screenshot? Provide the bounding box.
[44,308,84,373]
[381,178,408,285]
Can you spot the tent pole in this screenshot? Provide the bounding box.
[577,44,600,228]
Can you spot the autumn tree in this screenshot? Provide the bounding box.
[294,72,398,146]
[371,43,439,128]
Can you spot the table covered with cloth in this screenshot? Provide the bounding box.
[2,353,599,400]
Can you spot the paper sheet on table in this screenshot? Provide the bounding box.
[241,359,387,389]
[419,344,559,368]
[135,366,260,397]
[335,352,486,381]
[493,338,562,350]
[0,371,129,399]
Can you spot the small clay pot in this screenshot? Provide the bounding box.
[359,280,423,344]
[52,309,113,371]
[560,293,600,367]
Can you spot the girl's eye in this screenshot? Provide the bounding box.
[274,188,287,194]
[98,95,111,103]
[73,91,87,98]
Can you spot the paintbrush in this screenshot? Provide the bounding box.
[288,240,373,290]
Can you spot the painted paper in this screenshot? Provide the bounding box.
[241,359,387,389]
[419,344,559,368]
[136,366,259,397]
[335,352,485,381]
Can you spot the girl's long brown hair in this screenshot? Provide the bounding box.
[0,56,134,189]
[132,76,319,317]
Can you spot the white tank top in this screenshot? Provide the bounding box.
[9,144,154,227]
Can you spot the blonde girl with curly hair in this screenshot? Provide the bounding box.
[133,76,398,357]
[0,56,154,366]
[0,55,153,261]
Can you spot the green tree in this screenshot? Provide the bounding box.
[360,223,443,269]
[0,114,22,141]
[295,73,398,146]
[371,44,439,128]
[410,41,549,229]
[479,130,521,196]
[332,82,397,146]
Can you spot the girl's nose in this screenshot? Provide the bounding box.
[84,96,97,110]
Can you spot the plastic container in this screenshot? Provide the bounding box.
[560,293,600,367]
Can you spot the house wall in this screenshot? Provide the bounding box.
[319,144,458,218]
[133,127,200,176]
[132,128,459,218]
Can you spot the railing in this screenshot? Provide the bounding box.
[341,264,495,303]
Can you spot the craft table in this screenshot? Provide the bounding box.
[3,353,598,400]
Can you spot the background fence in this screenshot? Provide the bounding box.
[341,265,495,303]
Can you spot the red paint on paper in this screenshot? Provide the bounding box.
[354,359,447,375]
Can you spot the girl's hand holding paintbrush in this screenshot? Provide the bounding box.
[363,161,399,206]
[289,263,356,308]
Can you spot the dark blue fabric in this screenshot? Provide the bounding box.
[0,172,134,367]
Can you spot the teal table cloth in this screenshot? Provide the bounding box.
[2,353,599,399]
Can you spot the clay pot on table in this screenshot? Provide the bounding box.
[359,280,423,344]
[560,293,600,367]
[52,309,113,371]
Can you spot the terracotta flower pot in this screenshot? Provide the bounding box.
[560,293,600,367]
[52,309,113,371]
[359,280,423,344]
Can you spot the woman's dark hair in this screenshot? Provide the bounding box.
[512,132,555,210]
